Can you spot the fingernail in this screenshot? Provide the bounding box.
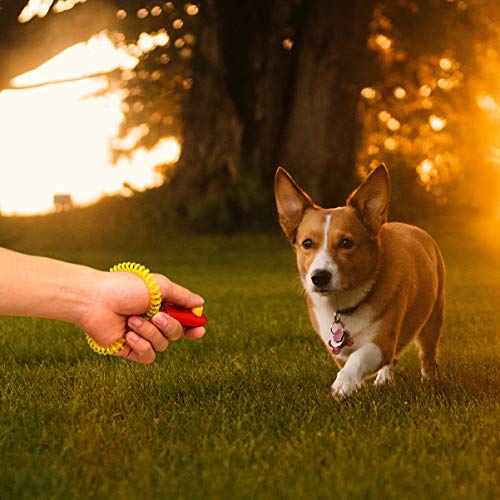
[128,316,142,328]
[128,332,140,342]
[153,312,168,327]
[194,295,204,303]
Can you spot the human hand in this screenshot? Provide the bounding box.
[79,271,205,363]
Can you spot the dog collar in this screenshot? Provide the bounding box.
[328,312,354,355]
[337,304,360,315]
[336,293,369,316]
[336,278,376,316]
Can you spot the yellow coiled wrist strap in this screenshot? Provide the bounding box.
[86,262,162,355]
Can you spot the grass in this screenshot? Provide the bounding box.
[0,213,499,499]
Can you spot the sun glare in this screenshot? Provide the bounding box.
[0,33,180,216]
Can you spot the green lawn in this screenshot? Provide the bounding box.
[0,215,499,499]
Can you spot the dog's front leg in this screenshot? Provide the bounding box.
[331,343,384,400]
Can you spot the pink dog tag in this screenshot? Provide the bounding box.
[333,328,344,343]
[328,314,354,355]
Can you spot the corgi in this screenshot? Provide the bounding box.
[274,164,445,399]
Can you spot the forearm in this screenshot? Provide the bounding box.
[0,248,102,325]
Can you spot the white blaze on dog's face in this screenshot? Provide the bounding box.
[275,166,390,296]
[294,207,378,294]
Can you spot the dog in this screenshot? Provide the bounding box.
[274,164,445,399]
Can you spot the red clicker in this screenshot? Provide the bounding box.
[160,304,208,327]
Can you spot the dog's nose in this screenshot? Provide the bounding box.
[311,269,332,287]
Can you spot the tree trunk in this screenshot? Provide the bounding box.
[279,0,375,206]
[168,0,245,232]
[218,0,306,198]
[171,0,375,231]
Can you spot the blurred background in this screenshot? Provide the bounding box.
[0,0,499,235]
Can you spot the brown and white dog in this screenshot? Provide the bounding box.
[274,164,445,399]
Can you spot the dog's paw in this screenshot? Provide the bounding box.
[421,362,439,382]
[331,371,360,400]
[374,366,394,386]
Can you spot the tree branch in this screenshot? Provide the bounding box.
[3,69,121,90]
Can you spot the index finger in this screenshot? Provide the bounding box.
[153,274,204,309]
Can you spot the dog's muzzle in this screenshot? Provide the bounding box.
[311,269,332,288]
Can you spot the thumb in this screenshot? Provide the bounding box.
[153,274,204,309]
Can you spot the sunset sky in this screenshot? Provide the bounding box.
[0,33,180,215]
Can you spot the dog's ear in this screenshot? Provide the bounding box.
[347,164,391,236]
[275,167,315,243]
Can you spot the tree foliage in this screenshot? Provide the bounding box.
[357,0,500,213]
[108,1,199,165]
[103,0,499,226]
[8,0,500,229]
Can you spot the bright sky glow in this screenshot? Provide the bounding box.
[0,33,180,216]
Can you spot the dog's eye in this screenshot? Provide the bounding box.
[302,238,313,249]
[339,238,354,249]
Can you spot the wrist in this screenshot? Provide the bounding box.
[108,263,162,320]
[53,266,108,327]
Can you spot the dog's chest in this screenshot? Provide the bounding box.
[308,296,377,357]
